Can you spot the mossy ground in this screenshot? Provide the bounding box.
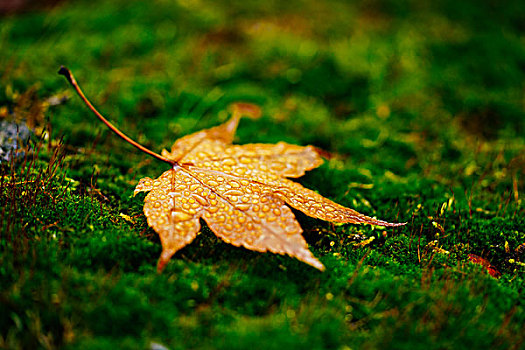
[1,0,524,348]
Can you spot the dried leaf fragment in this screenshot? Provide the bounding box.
[468,254,501,278]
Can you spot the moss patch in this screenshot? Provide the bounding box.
[1,0,524,348]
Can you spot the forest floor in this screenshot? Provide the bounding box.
[1,0,524,348]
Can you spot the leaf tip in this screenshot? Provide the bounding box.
[370,219,407,228]
[299,253,325,271]
[156,249,175,273]
[388,221,408,227]
[135,177,154,194]
[229,102,262,120]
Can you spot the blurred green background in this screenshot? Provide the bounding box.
[1,0,524,349]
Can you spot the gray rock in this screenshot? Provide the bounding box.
[0,120,32,163]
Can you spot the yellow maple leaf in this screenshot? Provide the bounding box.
[59,67,405,272]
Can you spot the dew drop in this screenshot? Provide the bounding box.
[236,203,251,211]
[192,194,209,206]
[225,189,244,197]
[172,210,193,221]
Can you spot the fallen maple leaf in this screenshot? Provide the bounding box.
[59,67,405,272]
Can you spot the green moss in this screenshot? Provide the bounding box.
[1,0,524,348]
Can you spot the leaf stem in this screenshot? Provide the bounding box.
[58,66,177,166]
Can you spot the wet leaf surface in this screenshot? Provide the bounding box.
[135,104,405,271]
